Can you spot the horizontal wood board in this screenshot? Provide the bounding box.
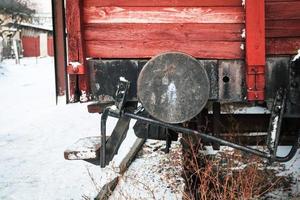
[78,0,300,58]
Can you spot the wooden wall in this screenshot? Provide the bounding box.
[79,0,300,59]
[22,36,40,57]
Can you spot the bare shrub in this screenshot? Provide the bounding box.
[182,136,292,200]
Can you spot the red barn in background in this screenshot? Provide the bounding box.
[13,23,54,57]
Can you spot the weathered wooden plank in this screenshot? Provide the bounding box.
[66,0,90,102]
[266,20,300,38]
[95,177,119,200]
[84,0,242,7]
[95,122,145,200]
[66,0,85,63]
[64,136,102,160]
[266,0,297,2]
[84,23,244,42]
[85,40,244,59]
[83,7,245,24]
[266,1,300,20]
[117,138,145,174]
[267,37,300,55]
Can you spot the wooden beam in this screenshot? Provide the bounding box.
[83,7,244,24]
[246,0,265,101]
[85,40,244,59]
[84,23,244,42]
[66,0,90,102]
[84,0,242,7]
[266,1,300,20]
[267,37,300,55]
[266,20,300,38]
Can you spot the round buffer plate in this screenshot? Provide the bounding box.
[137,52,210,124]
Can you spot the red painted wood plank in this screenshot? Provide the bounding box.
[84,0,242,7]
[66,0,85,62]
[66,0,90,102]
[266,0,298,2]
[83,7,245,24]
[85,40,244,59]
[267,37,300,55]
[266,20,300,38]
[245,0,265,101]
[266,1,300,20]
[84,23,244,42]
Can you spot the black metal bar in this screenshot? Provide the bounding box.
[164,129,172,153]
[212,102,221,150]
[273,90,287,158]
[275,144,298,162]
[121,112,271,159]
[106,109,299,162]
[105,117,130,165]
[274,130,300,162]
[100,108,109,167]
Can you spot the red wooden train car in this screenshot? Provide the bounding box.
[53,0,300,166]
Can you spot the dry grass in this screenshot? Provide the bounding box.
[181,136,293,200]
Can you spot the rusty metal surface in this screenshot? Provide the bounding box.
[87,102,114,113]
[52,0,68,100]
[137,52,210,123]
[199,60,218,100]
[88,59,145,102]
[218,60,246,102]
[287,56,300,117]
[265,57,289,101]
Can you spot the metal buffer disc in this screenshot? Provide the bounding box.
[137,52,210,124]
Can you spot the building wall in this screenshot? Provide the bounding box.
[39,33,48,57]
[22,36,40,57]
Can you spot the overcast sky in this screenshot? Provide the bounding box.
[28,0,52,14]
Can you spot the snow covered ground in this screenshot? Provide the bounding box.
[0,58,103,199]
[1,57,300,200]
[0,57,184,200]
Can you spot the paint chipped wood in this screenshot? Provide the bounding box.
[84,0,243,7]
[84,23,244,42]
[64,136,102,160]
[83,7,244,24]
[86,40,244,59]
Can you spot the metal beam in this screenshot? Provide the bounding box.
[52,0,68,103]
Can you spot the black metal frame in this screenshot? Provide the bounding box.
[98,57,300,167]
[100,106,300,167]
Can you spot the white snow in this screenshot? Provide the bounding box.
[0,57,184,199]
[233,106,270,114]
[241,28,246,39]
[240,43,245,50]
[292,49,300,62]
[270,116,279,147]
[69,61,82,68]
[119,76,129,82]
[110,140,185,200]
[1,57,299,200]
[242,0,246,7]
[0,57,106,199]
